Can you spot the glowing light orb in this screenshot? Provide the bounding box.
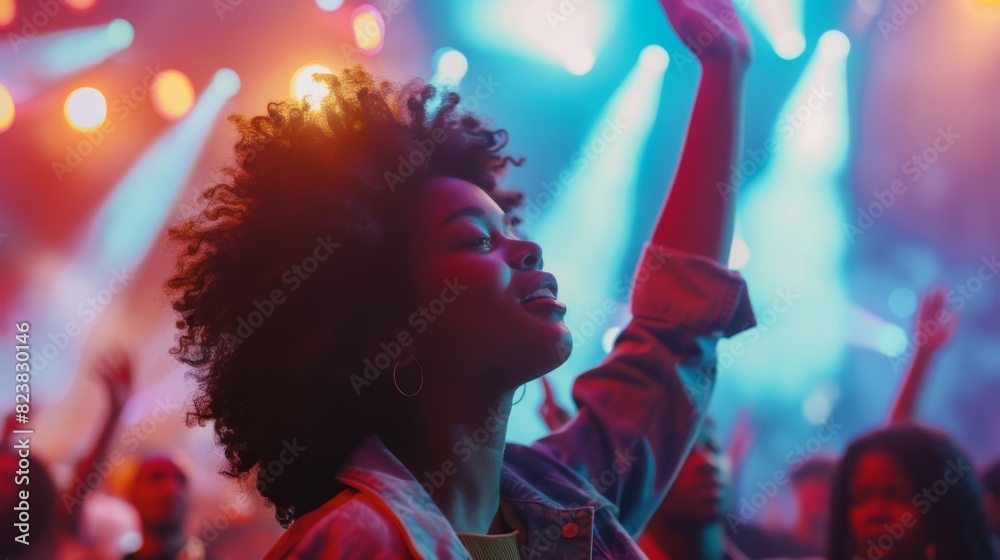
[64,87,107,132]
[639,45,669,72]
[151,69,194,120]
[564,46,595,75]
[65,0,97,9]
[435,48,469,83]
[0,82,14,133]
[291,63,333,106]
[0,0,16,27]
[107,18,134,49]
[352,5,385,55]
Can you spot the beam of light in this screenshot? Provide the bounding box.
[846,304,908,357]
[352,4,384,55]
[64,86,107,131]
[13,69,240,399]
[741,0,806,60]
[151,69,194,121]
[430,48,469,88]
[506,46,669,444]
[718,29,853,399]
[0,81,13,132]
[291,63,333,106]
[0,19,133,104]
[454,0,617,75]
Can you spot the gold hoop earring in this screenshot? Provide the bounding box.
[392,355,424,397]
[511,384,526,405]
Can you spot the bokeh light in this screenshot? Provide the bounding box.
[352,5,385,55]
[291,63,333,106]
[0,0,15,27]
[64,87,107,132]
[64,0,98,9]
[639,45,669,72]
[819,29,851,59]
[888,287,918,318]
[151,69,195,121]
[729,236,751,270]
[433,48,469,84]
[0,82,14,133]
[315,0,344,11]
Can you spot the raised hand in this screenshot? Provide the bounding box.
[658,0,751,66]
[913,287,959,355]
[94,347,134,418]
[539,377,572,431]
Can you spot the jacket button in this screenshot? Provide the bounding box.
[561,522,579,539]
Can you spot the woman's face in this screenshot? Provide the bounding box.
[848,450,926,559]
[403,177,572,394]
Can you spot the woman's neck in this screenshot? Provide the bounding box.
[384,387,514,534]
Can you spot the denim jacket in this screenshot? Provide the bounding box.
[263,244,755,559]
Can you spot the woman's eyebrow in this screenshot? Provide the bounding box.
[440,206,510,232]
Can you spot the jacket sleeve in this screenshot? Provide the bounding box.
[528,242,755,536]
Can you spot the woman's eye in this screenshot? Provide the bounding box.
[469,236,492,249]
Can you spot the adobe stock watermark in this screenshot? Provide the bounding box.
[255,439,306,495]
[844,126,960,243]
[349,277,468,395]
[854,456,972,560]
[7,0,64,53]
[717,84,834,201]
[61,396,182,513]
[726,416,843,532]
[519,115,628,227]
[889,254,998,371]
[877,0,931,42]
[33,269,134,372]
[53,65,165,182]
[687,286,800,403]
[219,236,340,350]
[553,242,672,362]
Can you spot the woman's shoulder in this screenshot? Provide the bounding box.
[262,488,413,559]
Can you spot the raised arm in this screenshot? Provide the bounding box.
[653,0,750,263]
[886,288,958,424]
[63,348,134,533]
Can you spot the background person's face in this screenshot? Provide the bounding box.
[406,177,572,395]
[130,456,190,531]
[847,450,926,559]
[657,427,729,524]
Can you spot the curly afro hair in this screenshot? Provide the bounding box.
[166,66,524,527]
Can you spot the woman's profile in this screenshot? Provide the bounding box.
[166,0,755,557]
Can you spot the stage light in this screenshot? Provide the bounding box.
[888,287,917,318]
[352,5,384,55]
[563,47,595,75]
[0,81,13,133]
[291,63,333,106]
[740,0,806,60]
[819,30,851,59]
[151,69,194,121]
[65,0,97,9]
[106,18,134,49]
[0,0,15,27]
[315,0,344,11]
[432,48,468,85]
[857,0,884,16]
[64,86,107,132]
[639,45,669,73]
[211,68,241,98]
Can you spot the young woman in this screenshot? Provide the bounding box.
[166,0,754,557]
[826,424,995,560]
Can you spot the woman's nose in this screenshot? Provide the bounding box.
[514,240,543,270]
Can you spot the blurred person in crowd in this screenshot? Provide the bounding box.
[1,347,134,559]
[165,0,756,556]
[826,423,995,560]
[123,453,217,560]
[979,460,1000,546]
